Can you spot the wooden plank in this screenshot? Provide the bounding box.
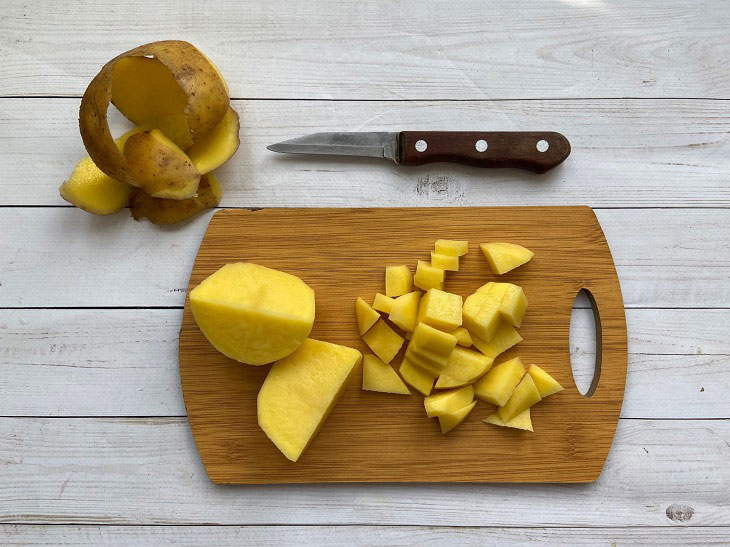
[0,207,727,309]
[1,1,729,99]
[0,417,726,525]
[3,98,730,207]
[2,525,729,546]
[180,207,626,483]
[1,309,726,419]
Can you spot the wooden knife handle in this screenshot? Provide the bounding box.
[398,131,571,173]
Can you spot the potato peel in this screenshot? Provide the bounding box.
[129,173,223,225]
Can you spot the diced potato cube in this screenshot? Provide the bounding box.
[418,289,463,331]
[449,327,473,347]
[385,265,413,297]
[435,239,468,257]
[410,322,458,356]
[424,385,474,417]
[362,354,410,395]
[500,284,528,328]
[355,297,380,335]
[372,293,396,314]
[463,285,502,342]
[472,323,523,360]
[414,260,445,291]
[430,252,459,271]
[405,343,449,375]
[438,401,477,433]
[474,357,526,406]
[388,291,421,332]
[435,346,494,389]
[528,364,564,398]
[480,242,534,275]
[399,358,436,396]
[483,408,533,432]
[361,319,404,364]
[497,373,542,422]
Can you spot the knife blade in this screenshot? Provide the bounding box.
[267,131,570,173]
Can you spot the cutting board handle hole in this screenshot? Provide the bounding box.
[570,288,602,398]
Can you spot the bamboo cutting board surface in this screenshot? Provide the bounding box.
[179,207,627,484]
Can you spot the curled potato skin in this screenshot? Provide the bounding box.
[130,173,223,225]
[79,40,229,186]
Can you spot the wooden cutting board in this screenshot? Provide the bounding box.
[179,207,627,484]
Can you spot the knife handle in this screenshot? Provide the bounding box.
[398,131,570,173]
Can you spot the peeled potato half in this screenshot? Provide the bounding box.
[79,40,230,195]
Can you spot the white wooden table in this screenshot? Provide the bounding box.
[1,1,729,544]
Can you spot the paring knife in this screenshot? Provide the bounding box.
[267,131,571,173]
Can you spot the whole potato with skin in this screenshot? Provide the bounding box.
[79,40,229,192]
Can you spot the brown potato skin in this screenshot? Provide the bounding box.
[79,40,229,186]
[130,174,222,225]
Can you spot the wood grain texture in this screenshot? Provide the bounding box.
[4,98,730,208]
[1,417,727,526]
[0,208,727,309]
[179,207,627,483]
[2,1,729,99]
[1,309,726,418]
[3,525,729,546]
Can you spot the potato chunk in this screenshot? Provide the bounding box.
[187,108,241,174]
[418,289,462,331]
[430,252,459,271]
[388,291,421,332]
[434,239,468,256]
[500,284,528,328]
[471,323,523,360]
[410,322,458,356]
[528,364,564,398]
[372,293,396,314]
[497,373,542,422]
[449,327,473,347]
[190,263,315,365]
[399,358,435,396]
[480,242,534,275]
[355,297,381,335]
[424,385,474,417]
[462,286,501,342]
[435,347,493,389]
[258,338,362,462]
[59,156,134,215]
[438,401,476,433]
[385,265,413,297]
[362,354,410,395]
[483,408,533,432]
[361,319,404,364]
[414,260,445,291]
[473,357,525,406]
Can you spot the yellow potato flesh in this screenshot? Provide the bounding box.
[405,344,448,375]
[424,385,474,417]
[190,263,315,365]
[528,364,564,398]
[388,291,421,332]
[463,284,505,342]
[435,346,493,389]
[413,260,445,291]
[372,293,395,314]
[500,284,528,328]
[187,108,241,174]
[399,358,435,396]
[355,297,381,335]
[484,408,533,432]
[362,354,410,395]
[449,327,473,347]
[385,265,413,297]
[410,322,458,356]
[59,156,134,215]
[258,338,362,462]
[434,239,468,256]
[123,129,200,199]
[361,319,404,364]
[430,252,459,271]
[129,173,223,225]
[497,373,542,422]
[418,288,462,331]
[473,357,526,406]
[471,323,523,360]
[480,242,534,275]
[438,400,476,433]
